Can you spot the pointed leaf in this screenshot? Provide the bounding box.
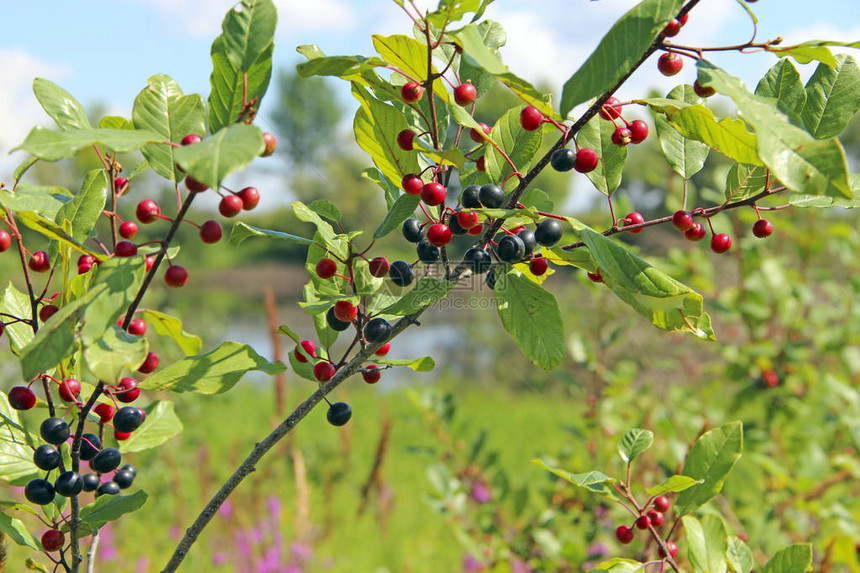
[373,34,449,104]
[618,428,653,464]
[83,325,148,383]
[531,459,621,501]
[645,475,703,496]
[51,169,109,261]
[683,515,729,573]
[15,211,103,260]
[755,60,806,125]
[762,544,812,573]
[229,222,316,247]
[69,491,148,535]
[174,123,263,189]
[0,186,71,220]
[801,55,860,140]
[0,284,36,354]
[380,278,457,315]
[374,193,421,239]
[675,421,744,515]
[220,0,277,72]
[12,127,165,161]
[208,37,273,133]
[725,163,768,202]
[374,357,435,372]
[80,257,147,345]
[32,78,90,131]
[727,537,755,573]
[652,85,709,178]
[296,45,387,78]
[578,114,627,195]
[485,106,542,186]
[119,401,183,453]
[0,511,40,550]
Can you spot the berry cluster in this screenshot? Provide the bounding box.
[614,495,678,559]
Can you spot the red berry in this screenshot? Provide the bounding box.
[658,53,684,76]
[136,200,161,224]
[294,340,317,363]
[58,378,81,402]
[116,377,140,403]
[752,219,773,238]
[421,182,447,206]
[663,18,682,37]
[402,174,424,195]
[362,364,381,384]
[762,369,779,388]
[313,361,336,382]
[685,222,706,241]
[41,530,65,552]
[611,127,632,146]
[599,97,622,120]
[115,430,132,441]
[185,176,209,194]
[397,129,416,151]
[672,210,694,232]
[181,134,202,146]
[653,495,670,513]
[0,229,11,252]
[316,258,338,279]
[138,351,160,374]
[470,122,491,143]
[119,221,138,239]
[114,241,137,258]
[400,81,424,103]
[165,265,188,288]
[127,318,147,336]
[587,269,603,283]
[375,342,391,357]
[647,510,664,527]
[454,82,478,106]
[333,300,358,322]
[659,541,679,559]
[693,80,716,98]
[616,525,635,544]
[629,120,649,144]
[519,105,544,131]
[475,155,486,172]
[145,255,155,272]
[368,257,390,278]
[9,386,36,410]
[78,262,93,275]
[29,251,50,273]
[574,148,599,173]
[219,194,243,218]
[678,13,689,25]
[238,187,260,210]
[426,223,452,247]
[529,258,548,276]
[635,515,651,530]
[261,132,277,157]
[39,304,58,323]
[93,402,115,423]
[468,223,484,236]
[625,211,645,233]
[711,233,732,254]
[78,254,95,267]
[457,211,480,230]
[114,177,129,191]
[199,220,223,244]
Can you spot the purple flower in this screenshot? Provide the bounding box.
[587,542,608,558]
[470,482,491,504]
[510,558,533,573]
[99,523,117,561]
[284,565,303,573]
[267,495,282,525]
[213,552,228,566]
[219,500,233,519]
[463,554,483,572]
[136,557,150,573]
[291,541,313,564]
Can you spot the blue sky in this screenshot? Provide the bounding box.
[1,0,858,170]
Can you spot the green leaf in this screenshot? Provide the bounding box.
[560,0,684,116]
[308,200,342,223]
[697,60,852,198]
[0,283,36,354]
[574,226,715,339]
[99,115,129,130]
[296,45,387,78]
[292,201,347,258]
[0,186,72,220]
[495,269,564,370]
[374,193,421,239]
[531,460,620,501]
[645,475,703,496]
[768,40,860,68]
[725,163,768,202]
[0,511,40,550]
[132,74,206,182]
[32,78,90,131]
[790,193,860,208]
[373,34,449,104]
[727,537,755,573]
[229,222,316,247]
[14,211,102,260]
[374,357,435,372]
[208,37,273,133]
[351,83,421,187]
[762,544,812,573]
[18,292,94,381]
[618,428,653,464]
[83,325,148,383]
[13,156,39,182]
[80,257,146,345]
[119,401,183,453]
[174,123,263,189]
[652,85,710,178]
[51,169,109,261]
[683,515,729,573]
[0,392,39,483]
[578,114,627,195]
[140,310,202,356]
[139,341,285,394]
[12,127,165,161]
[755,60,806,125]
[70,491,148,535]
[380,278,457,315]
[220,0,277,72]
[801,55,860,140]
[485,106,542,186]
[586,558,645,573]
[675,421,743,515]
[427,0,492,27]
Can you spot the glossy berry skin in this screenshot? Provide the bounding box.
[375,342,391,357]
[34,445,61,471]
[611,127,632,146]
[93,403,115,423]
[25,479,55,505]
[426,224,453,248]
[0,229,12,252]
[114,430,132,441]
[685,222,706,241]
[635,515,652,530]
[41,417,70,445]
[9,386,36,410]
[679,12,689,25]
[396,129,415,151]
[136,200,161,224]
[416,240,440,263]
[496,235,526,263]
[401,218,424,243]
[238,187,260,210]
[711,233,732,254]
[313,361,336,383]
[658,53,684,76]
[693,80,716,98]
[421,182,447,206]
[479,184,505,208]
[58,378,81,402]
[389,260,415,287]
[529,258,549,276]
[599,97,622,120]
[326,402,352,426]
[82,473,100,492]
[550,148,577,172]
[29,251,50,273]
[653,495,671,513]
[120,464,137,478]
[333,300,358,322]
[467,223,484,236]
[97,481,121,496]
[672,210,694,232]
[316,258,338,279]
[90,448,122,474]
[625,211,645,233]
[219,194,244,218]
[128,318,146,336]
[114,240,138,258]
[647,510,664,527]
[365,256,389,279]
[402,174,424,195]
[116,377,140,403]
[326,307,352,331]
[464,247,492,274]
[185,176,209,194]
[138,350,159,373]
[456,211,479,230]
[199,220,223,244]
[587,269,604,283]
[42,530,65,552]
[114,407,143,433]
[520,105,544,131]
[535,219,564,247]
[40,304,58,323]
[181,133,202,146]
[114,469,135,489]
[401,81,424,103]
[261,132,277,157]
[364,317,392,344]
[145,256,155,272]
[165,265,188,288]
[659,541,679,559]
[470,122,492,143]
[575,148,600,173]
[461,185,482,208]
[55,471,84,497]
[119,221,138,239]
[663,18,682,37]
[752,219,773,238]
[629,120,649,144]
[362,365,381,384]
[475,155,486,172]
[454,82,477,106]
[616,525,635,545]
[294,340,317,363]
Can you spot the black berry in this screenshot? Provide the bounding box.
[364,318,392,344]
[460,185,481,208]
[327,402,352,426]
[40,418,70,445]
[464,248,492,274]
[326,307,352,331]
[25,478,55,505]
[114,407,143,434]
[389,261,414,287]
[448,214,468,235]
[485,267,496,289]
[33,445,61,471]
[550,148,577,172]
[80,433,101,461]
[54,471,83,497]
[496,235,526,263]
[479,184,505,208]
[401,218,424,243]
[416,240,440,263]
[535,219,564,247]
[82,473,100,492]
[114,469,135,489]
[90,448,122,474]
[97,481,121,496]
[119,464,137,478]
[518,229,537,253]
